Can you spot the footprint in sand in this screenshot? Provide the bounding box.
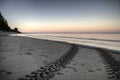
[19,53,23,55]
[29,49,34,51]
[0,70,12,75]
[20,44,25,49]
[0,57,6,60]
[0,70,6,74]
[40,54,48,57]
[96,68,102,71]
[5,45,8,47]
[20,46,24,49]
[6,72,12,74]
[72,63,77,66]
[43,60,49,65]
[81,63,85,65]
[88,70,95,72]
[42,51,46,53]
[26,52,32,55]
[56,72,64,75]
[66,66,78,73]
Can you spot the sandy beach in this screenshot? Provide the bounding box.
[0,35,120,80]
[1,0,120,79]
[0,35,70,80]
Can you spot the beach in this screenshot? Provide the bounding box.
[0,35,120,80]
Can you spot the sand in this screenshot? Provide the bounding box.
[0,35,120,80]
[51,47,108,80]
[0,36,70,80]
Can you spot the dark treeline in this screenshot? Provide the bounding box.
[0,12,21,33]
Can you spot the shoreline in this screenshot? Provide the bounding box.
[12,33,120,52]
[14,34,120,52]
[0,36,120,80]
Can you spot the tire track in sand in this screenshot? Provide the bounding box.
[96,48,120,80]
[18,44,79,80]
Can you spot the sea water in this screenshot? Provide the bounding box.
[11,33,120,51]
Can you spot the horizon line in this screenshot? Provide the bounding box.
[22,32,120,34]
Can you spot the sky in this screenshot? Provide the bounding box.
[0,0,120,33]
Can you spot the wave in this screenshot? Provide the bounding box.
[41,35,120,42]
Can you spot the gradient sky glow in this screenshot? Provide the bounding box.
[0,0,120,33]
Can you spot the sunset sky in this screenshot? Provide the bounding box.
[0,0,120,33]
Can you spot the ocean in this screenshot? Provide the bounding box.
[11,33,120,51]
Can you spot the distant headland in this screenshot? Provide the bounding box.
[0,12,21,33]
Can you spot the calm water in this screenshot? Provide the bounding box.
[11,33,120,51]
[40,34,120,41]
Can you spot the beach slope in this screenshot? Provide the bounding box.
[0,36,70,80]
[0,36,120,80]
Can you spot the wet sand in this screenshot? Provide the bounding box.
[0,35,120,80]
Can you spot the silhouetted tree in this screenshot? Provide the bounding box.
[0,11,21,33]
[13,28,18,32]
